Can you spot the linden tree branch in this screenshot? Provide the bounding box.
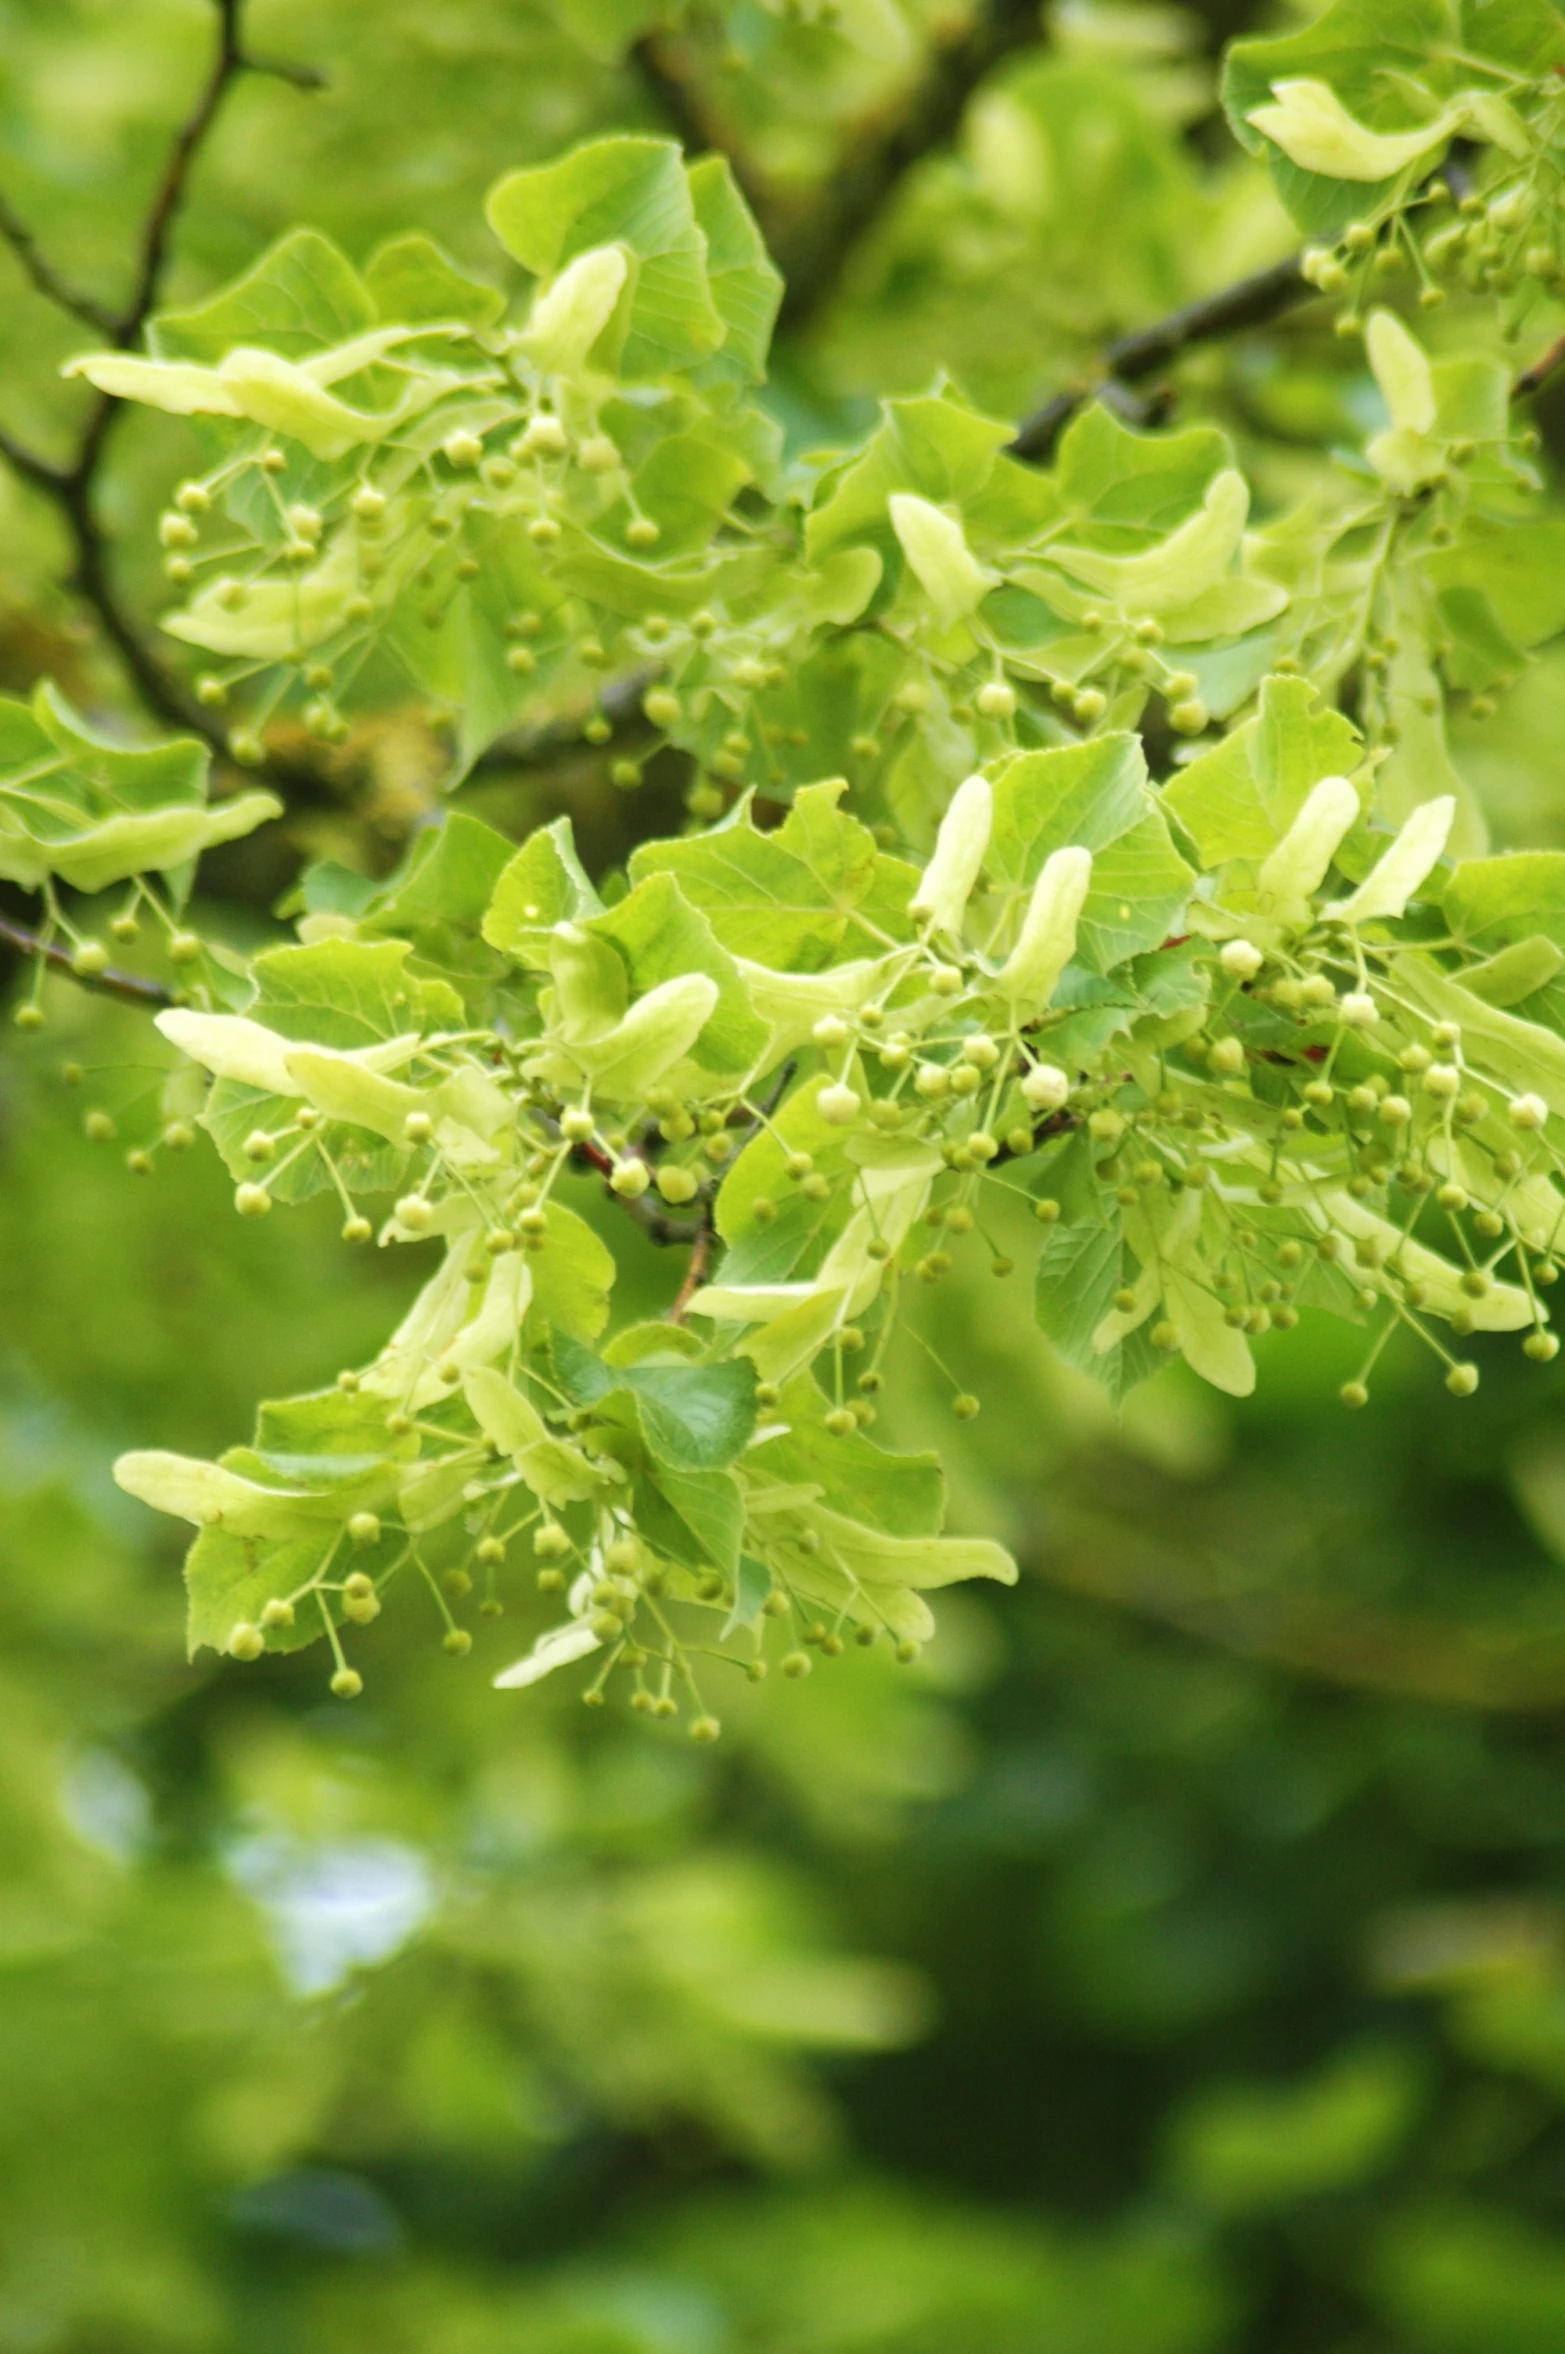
[0,189,118,337]
[1010,255,1314,464]
[0,911,175,1009]
[0,0,320,744]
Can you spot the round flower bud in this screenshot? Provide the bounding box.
[169,931,203,965]
[824,1406,856,1436]
[560,1107,596,1143]
[229,1622,265,1662]
[1524,1331,1560,1362]
[1208,1037,1245,1076]
[656,1164,700,1206]
[1220,940,1264,982]
[1339,992,1378,1028]
[914,1062,951,1100]
[1020,1062,1070,1113]
[348,1511,380,1548]
[443,428,484,470]
[929,964,963,996]
[521,413,570,459]
[70,940,109,977]
[951,1393,980,1420]
[1377,1094,1412,1127]
[1151,1321,1180,1351]
[330,1667,364,1700]
[242,1129,277,1164]
[351,484,386,524]
[1510,1093,1548,1131]
[644,686,681,729]
[689,1714,721,1742]
[609,1157,650,1198]
[577,434,620,472]
[164,1125,195,1155]
[342,1215,373,1244]
[976,680,1016,719]
[1423,1063,1461,1098]
[1170,699,1208,737]
[812,1014,850,1049]
[396,1195,433,1231]
[403,1110,433,1145]
[260,1598,294,1631]
[625,515,661,549]
[234,1183,271,1218]
[1445,1362,1479,1397]
[961,1034,1000,1069]
[1340,1380,1370,1409]
[443,1627,473,1656]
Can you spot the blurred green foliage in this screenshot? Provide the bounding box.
[11,1,1565,2348]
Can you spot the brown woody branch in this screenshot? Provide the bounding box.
[0,0,320,742]
[0,190,117,336]
[777,0,1044,332]
[1010,254,1313,464]
[1515,327,1565,402]
[635,0,1045,337]
[0,911,175,1008]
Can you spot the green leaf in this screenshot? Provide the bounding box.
[1052,403,1234,543]
[1223,0,1565,235]
[581,871,769,1077]
[636,1460,745,1578]
[629,777,908,968]
[247,937,465,1047]
[359,813,517,977]
[1161,676,1365,867]
[687,155,782,384]
[986,736,1193,977]
[1032,1136,1164,1403]
[483,817,605,964]
[746,1376,946,1538]
[1445,852,1565,1031]
[526,1203,616,1342]
[1425,518,1565,652]
[486,135,726,378]
[553,1334,758,1471]
[0,684,277,895]
[364,232,506,328]
[150,228,376,361]
[806,391,1016,567]
[195,941,466,1202]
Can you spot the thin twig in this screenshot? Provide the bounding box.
[0,420,65,497]
[0,0,319,742]
[0,190,118,336]
[0,911,175,1007]
[1010,255,1313,464]
[113,0,248,348]
[1515,327,1565,401]
[635,0,1043,336]
[630,32,717,164]
[775,0,1044,332]
[668,1217,714,1323]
